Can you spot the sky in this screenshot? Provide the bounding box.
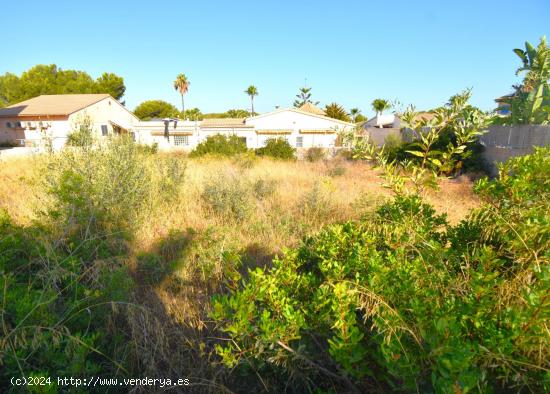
[1,0,548,116]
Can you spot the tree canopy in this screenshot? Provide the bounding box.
[324,103,351,121]
[371,98,392,114]
[293,87,319,108]
[173,73,190,112]
[0,65,126,107]
[133,100,180,120]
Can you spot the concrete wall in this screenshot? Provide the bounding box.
[71,97,138,137]
[480,125,550,175]
[362,127,402,146]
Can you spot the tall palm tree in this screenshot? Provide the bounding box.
[245,85,258,115]
[371,99,391,115]
[350,108,361,122]
[173,73,190,114]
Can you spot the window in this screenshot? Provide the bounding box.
[174,135,189,146]
[101,125,108,136]
[296,136,303,148]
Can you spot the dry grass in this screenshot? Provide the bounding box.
[0,152,482,389]
[0,153,480,259]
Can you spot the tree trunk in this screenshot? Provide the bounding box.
[181,94,185,115]
[251,97,254,116]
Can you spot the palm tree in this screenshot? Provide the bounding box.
[350,108,361,123]
[245,85,258,115]
[371,99,391,115]
[173,73,190,114]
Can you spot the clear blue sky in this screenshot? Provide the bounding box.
[2,0,548,116]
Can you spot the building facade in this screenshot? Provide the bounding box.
[1,95,355,152]
[0,94,138,150]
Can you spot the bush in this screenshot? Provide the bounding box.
[0,141,17,148]
[305,146,326,162]
[256,138,295,160]
[201,172,251,222]
[252,178,277,200]
[212,148,550,392]
[328,165,346,177]
[67,115,95,148]
[0,211,134,389]
[190,134,248,157]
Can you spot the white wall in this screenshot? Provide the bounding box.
[70,97,138,138]
[0,118,71,150]
[134,120,200,151]
[246,109,353,148]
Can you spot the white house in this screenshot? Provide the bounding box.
[245,106,354,149]
[363,112,435,129]
[133,119,200,149]
[0,95,355,153]
[0,94,139,150]
[135,104,355,151]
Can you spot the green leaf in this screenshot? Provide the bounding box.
[406,150,425,158]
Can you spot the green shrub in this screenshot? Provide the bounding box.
[135,141,159,154]
[0,208,134,389]
[232,151,258,169]
[212,148,550,392]
[328,165,346,177]
[252,178,277,200]
[201,172,251,222]
[0,141,17,148]
[305,146,326,162]
[190,134,248,157]
[256,138,295,160]
[66,115,95,148]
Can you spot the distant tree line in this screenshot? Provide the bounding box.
[0,64,126,107]
[132,100,252,121]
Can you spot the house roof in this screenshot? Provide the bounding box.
[415,112,436,122]
[200,118,253,128]
[0,94,111,117]
[247,107,355,127]
[298,102,326,115]
[495,93,515,102]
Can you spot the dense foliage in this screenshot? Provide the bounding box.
[294,86,319,107]
[190,134,248,157]
[133,99,181,120]
[256,138,296,160]
[500,36,550,124]
[325,103,351,122]
[0,136,185,391]
[212,147,550,392]
[0,64,125,106]
[348,90,491,179]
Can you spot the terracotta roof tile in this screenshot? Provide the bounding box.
[0,94,111,117]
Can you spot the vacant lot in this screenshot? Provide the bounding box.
[0,151,483,390]
[0,153,479,248]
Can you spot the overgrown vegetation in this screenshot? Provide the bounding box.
[497,36,550,125]
[256,138,296,160]
[348,90,491,180]
[190,134,248,157]
[213,147,550,393]
[0,135,185,391]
